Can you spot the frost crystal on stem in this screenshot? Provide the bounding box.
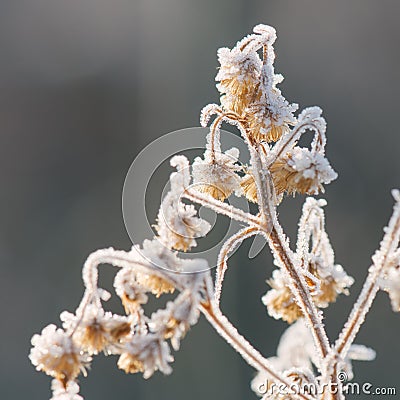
[30,24,398,400]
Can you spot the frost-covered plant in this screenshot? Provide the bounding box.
[30,25,400,400]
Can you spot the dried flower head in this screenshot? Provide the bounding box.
[262,269,304,323]
[118,334,174,379]
[241,172,258,203]
[156,156,211,251]
[264,198,353,323]
[307,261,353,307]
[192,147,241,201]
[297,198,354,307]
[114,267,149,313]
[270,147,337,196]
[29,325,90,387]
[149,290,201,350]
[245,104,293,144]
[61,306,131,355]
[215,25,297,144]
[216,46,262,116]
[135,272,175,298]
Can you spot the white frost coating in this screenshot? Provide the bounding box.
[119,333,174,379]
[80,246,209,311]
[286,147,337,192]
[30,325,75,365]
[50,380,83,400]
[379,267,400,311]
[255,61,298,133]
[61,305,132,354]
[346,344,376,362]
[253,24,277,40]
[150,289,201,350]
[139,239,209,274]
[215,227,258,305]
[29,324,90,381]
[336,193,400,358]
[265,219,331,362]
[192,146,242,200]
[340,344,376,381]
[215,45,261,86]
[250,319,374,395]
[200,103,220,127]
[215,24,297,140]
[296,197,354,305]
[184,186,262,227]
[114,267,149,307]
[156,156,211,251]
[276,320,318,370]
[392,188,400,202]
[268,106,327,167]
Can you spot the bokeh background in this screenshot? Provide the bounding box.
[1,1,399,399]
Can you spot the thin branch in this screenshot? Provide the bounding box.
[215,226,259,305]
[75,248,187,334]
[267,120,326,168]
[250,149,331,360]
[200,300,314,400]
[184,188,262,227]
[209,115,224,162]
[266,226,330,360]
[334,194,400,358]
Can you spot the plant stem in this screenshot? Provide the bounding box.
[215,226,259,305]
[334,195,400,358]
[200,300,314,400]
[267,226,330,359]
[184,188,262,227]
[250,149,331,360]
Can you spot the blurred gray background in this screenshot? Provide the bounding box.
[1,1,399,399]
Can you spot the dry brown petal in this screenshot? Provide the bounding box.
[219,72,260,116]
[80,323,107,354]
[267,286,304,324]
[245,110,290,144]
[120,293,142,315]
[270,154,323,196]
[136,273,175,298]
[195,182,231,201]
[241,174,258,203]
[109,321,132,341]
[117,353,144,374]
[40,352,82,388]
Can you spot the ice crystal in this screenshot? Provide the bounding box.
[50,380,83,400]
[379,267,400,311]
